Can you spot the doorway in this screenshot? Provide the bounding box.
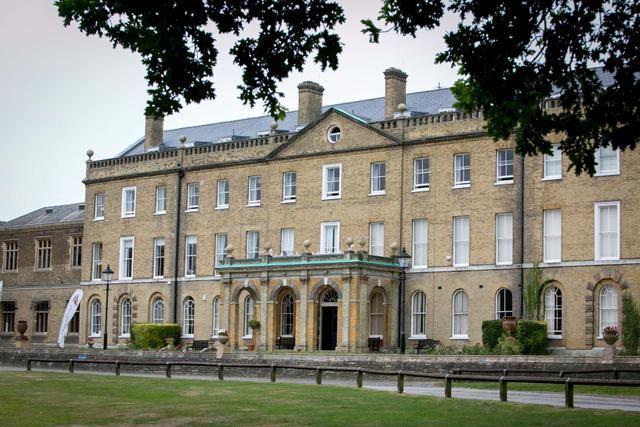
[319,288,339,350]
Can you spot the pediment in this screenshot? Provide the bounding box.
[268,109,399,159]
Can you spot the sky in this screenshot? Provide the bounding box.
[0,1,459,222]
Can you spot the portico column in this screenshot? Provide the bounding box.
[259,279,268,350]
[300,278,308,350]
[223,280,231,329]
[340,276,350,351]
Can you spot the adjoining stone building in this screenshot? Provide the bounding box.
[0,203,85,345]
[2,67,637,352]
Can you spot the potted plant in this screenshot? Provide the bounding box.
[247,320,261,351]
[87,337,95,348]
[602,325,619,345]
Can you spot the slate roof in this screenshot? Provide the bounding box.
[0,203,85,230]
[118,67,616,158]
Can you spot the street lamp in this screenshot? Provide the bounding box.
[102,265,114,351]
[396,247,411,354]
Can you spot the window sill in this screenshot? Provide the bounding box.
[121,215,136,219]
[412,187,430,193]
[281,199,296,204]
[450,335,469,340]
[89,334,101,338]
[154,211,166,216]
[369,191,386,196]
[496,262,513,266]
[543,259,561,264]
[119,334,131,339]
[215,206,229,210]
[322,195,341,200]
[184,275,196,279]
[93,218,104,222]
[181,334,194,339]
[152,276,165,280]
[246,203,261,208]
[185,208,199,213]
[35,268,52,272]
[241,335,253,340]
[547,335,563,340]
[119,277,133,281]
[410,266,428,272]
[452,184,470,189]
[494,180,513,186]
[368,335,383,339]
[594,171,620,177]
[541,176,562,181]
[453,264,469,268]
[595,257,620,262]
[409,335,427,340]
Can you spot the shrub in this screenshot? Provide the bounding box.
[515,320,548,355]
[481,320,504,350]
[131,323,181,350]
[495,336,522,355]
[622,294,640,355]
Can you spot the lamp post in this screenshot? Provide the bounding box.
[396,247,411,354]
[102,265,114,351]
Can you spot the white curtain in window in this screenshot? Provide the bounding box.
[496,213,513,264]
[247,231,259,259]
[412,219,428,267]
[411,291,426,336]
[452,291,469,336]
[369,293,384,337]
[453,217,469,266]
[599,286,618,334]
[281,229,295,256]
[598,205,619,259]
[369,223,384,256]
[543,210,561,262]
[212,296,220,335]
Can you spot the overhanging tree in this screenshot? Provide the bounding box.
[363,0,639,175]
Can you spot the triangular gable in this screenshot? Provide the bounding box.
[267,108,400,159]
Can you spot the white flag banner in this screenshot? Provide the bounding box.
[0,280,3,302]
[57,289,83,348]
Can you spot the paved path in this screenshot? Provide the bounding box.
[3,366,640,413]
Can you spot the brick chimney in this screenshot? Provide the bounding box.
[384,67,408,120]
[144,115,164,151]
[297,81,324,127]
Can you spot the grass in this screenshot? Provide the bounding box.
[454,381,640,396]
[1,372,639,426]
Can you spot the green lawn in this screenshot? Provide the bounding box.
[1,372,638,426]
[453,380,640,396]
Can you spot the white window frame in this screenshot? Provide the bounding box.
[320,222,340,254]
[212,296,221,336]
[91,242,103,281]
[410,291,427,339]
[412,219,428,268]
[543,210,562,263]
[453,216,469,267]
[243,295,254,338]
[121,186,137,218]
[119,237,134,280]
[247,176,262,206]
[370,162,386,195]
[543,144,562,180]
[452,290,469,339]
[413,158,430,191]
[282,171,297,203]
[182,298,195,338]
[599,285,618,338]
[544,287,562,338]
[322,163,342,200]
[453,153,471,188]
[495,213,513,265]
[214,233,228,272]
[70,236,82,268]
[280,294,295,336]
[496,148,514,183]
[594,146,620,176]
[495,288,513,319]
[152,297,164,324]
[246,231,260,259]
[94,193,105,220]
[89,298,101,337]
[185,235,197,277]
[280,228,295,256]
[216,179,229,209]
[368,222,384,256]
[369,292,384,338]
[327,126,341,144]
[35,238,52,270]
[186,182,200,211]
[594,201,620,261]
[155,186,167,214]
[120,297,132,337]
[153,238,165,278]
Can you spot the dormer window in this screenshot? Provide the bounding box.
[327,126,341,144]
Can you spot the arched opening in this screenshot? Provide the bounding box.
[89,298,101,337]
[495,288,513,319]
[212,296,221,336]
[319,288,338,350]
[119,297,132,337]
[183,297,195,338]
[544,286,562,338]
[151,297,164,324]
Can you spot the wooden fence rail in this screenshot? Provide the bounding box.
[25,357,640,408]
[450,367,640,379]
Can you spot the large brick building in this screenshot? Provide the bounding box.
[1,67,638,352]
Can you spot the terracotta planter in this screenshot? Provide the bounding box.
[501,316,517,336]
[603,334,618,346]
[17,320,28,336]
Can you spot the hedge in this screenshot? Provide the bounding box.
[131,323,181,350]
[481,320,503,350]
[622,294,640,355]
[515,320,548,355]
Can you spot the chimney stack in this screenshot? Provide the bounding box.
[384,68,408,120]
[144,115,164,151]
[297,81,324,127]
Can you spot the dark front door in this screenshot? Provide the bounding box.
[321,306,338,350]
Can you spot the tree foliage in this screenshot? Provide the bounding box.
[364,0,639,175]
[55,0,345,119]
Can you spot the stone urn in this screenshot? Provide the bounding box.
[216,334,229,345]
[501,316,517,337]
[603,333,618,346]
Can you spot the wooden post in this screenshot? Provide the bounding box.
[115,361,121,376]
[27,358,31,372]
[218,364,224,381]
[270,364,277,383]
[397,371,404,394]
[565,379,574,408]
[315,368,322,385]
[356,368,363,388]
[444,374,452,398]
[499,376,507,402]
[165,362,172,378]
[69,359,75,373]
[613,368,619,379]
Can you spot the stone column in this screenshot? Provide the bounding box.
[340,276,351,351]
[358,279,369,351]
[223,280,231,329]
[260,279,268,351]
[300,278,308,350]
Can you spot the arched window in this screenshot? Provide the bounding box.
[212,296,221,336]
[411,291,426,337]
[369,293,384,337]
[152,297,164,324]
[281,294,294,336]
[183,298,195,337]
[599,285,618,336]
[544,287,562,337]
[243,295,254,337]
[90,298,101,336]
[495,288,513,319]
[452,290,469,338]
[322,288,339,303]
[120,297,132,337]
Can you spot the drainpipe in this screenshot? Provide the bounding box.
[397,116,406,353]
[519,153,525,318]
[173,149,185,324]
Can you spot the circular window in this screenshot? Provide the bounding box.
[327,126,341,144]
